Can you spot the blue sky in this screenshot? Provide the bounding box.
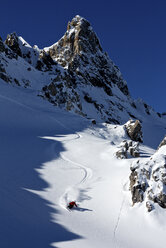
[1,0,166,112]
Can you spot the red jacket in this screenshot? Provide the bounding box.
[69,201,77,207]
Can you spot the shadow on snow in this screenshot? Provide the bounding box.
[0,101,90,248]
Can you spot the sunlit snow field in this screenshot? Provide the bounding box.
[1,81,166,248]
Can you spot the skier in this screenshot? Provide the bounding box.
[67,201,78,209]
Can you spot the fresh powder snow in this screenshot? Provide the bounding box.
[1,79,166,248]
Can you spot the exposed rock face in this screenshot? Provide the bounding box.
[4,33,58,72]
[146,201,154,212]
[38,15,136,123]
[116,147,127,159]
[130,161,149,204]
[36,50,57,71]
[125,119,143,142]
[129,143,166,211]
[0,36,5,52]
[47,16,102,65]
[42,74,84,115]
[0,72,11,83]
[128,141,140,157]
[158,136,166,149]
[116,139,140,159]
[39,50,56,67]
[5,33,22,57]
[44,15,129,97]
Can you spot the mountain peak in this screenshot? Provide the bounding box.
[41,15,130,112]
[66,15,102,54]
[67,15,91,32]
[44,15,102,65]
[68,15,89,27]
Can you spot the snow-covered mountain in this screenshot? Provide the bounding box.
[1,15,166,248]
[1,15,164,124]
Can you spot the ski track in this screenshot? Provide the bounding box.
[60,153,92,184]
[0,93,34,111]
[113,195,126,248]
[113,176,129,248]
[0,92,81,134]
[56,133,93,209]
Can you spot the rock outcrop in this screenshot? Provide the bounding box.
[130,160,149,205]
[158,136,166,149]
[130,139,166,211]
[125,119,143,142]
[116,140,140,159]
[5,33,22,57]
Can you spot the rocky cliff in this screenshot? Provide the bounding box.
[130,136,166,211]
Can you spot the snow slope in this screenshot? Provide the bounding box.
[36,125,166,248]
[1,79,166,248]
[0,81,87,247]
